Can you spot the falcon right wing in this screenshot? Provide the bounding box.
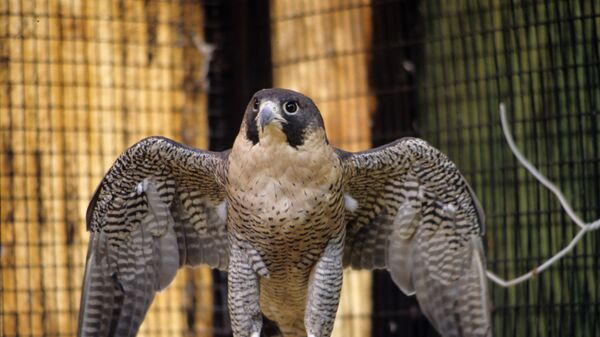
[338,137,491,337]
[78,137,229,337]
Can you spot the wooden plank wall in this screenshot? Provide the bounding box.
[270,1,375,336]
[0,1,213,336]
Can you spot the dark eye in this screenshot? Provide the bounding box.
[283,101,298,114]
[252,98,260,111]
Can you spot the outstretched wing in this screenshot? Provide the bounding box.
[78,137,229,337]
[339,137,491,337]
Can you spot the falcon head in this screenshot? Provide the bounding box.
[244,88,327,148]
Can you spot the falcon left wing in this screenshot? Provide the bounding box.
[338,137,491,337]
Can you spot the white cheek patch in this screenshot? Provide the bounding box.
[344,194,359,212]
[216,201,228,223]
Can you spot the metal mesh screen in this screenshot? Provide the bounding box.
[368,0,600,336]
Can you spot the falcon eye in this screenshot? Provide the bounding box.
[252,98,260,111]
[283,101,299,114]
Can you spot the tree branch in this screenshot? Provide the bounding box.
[486,103,599,287]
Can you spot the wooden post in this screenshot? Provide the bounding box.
[270,1,375,336]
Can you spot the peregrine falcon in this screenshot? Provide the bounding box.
[78,88,491,337]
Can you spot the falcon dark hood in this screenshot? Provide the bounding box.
[244,88,327,148]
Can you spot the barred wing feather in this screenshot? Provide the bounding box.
[338,138,491,337]
[78,137,229,337]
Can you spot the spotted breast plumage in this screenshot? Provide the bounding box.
[78,88,492,337]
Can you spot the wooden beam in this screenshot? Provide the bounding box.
[270,1,375,336]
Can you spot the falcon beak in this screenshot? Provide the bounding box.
[259,105,275,132]
[257,101,285,132]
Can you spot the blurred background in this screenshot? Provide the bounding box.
[1,0,598,336]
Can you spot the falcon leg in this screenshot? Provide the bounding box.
[228,246,262,337]
[304,240,344,337]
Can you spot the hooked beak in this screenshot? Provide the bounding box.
[258,105,275,132]
[257,101,285,132]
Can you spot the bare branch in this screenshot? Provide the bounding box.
[486,103,599,287]
[184,28,216,91]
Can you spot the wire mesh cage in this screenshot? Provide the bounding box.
[1,0,598,337]
[365,0,600,336]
